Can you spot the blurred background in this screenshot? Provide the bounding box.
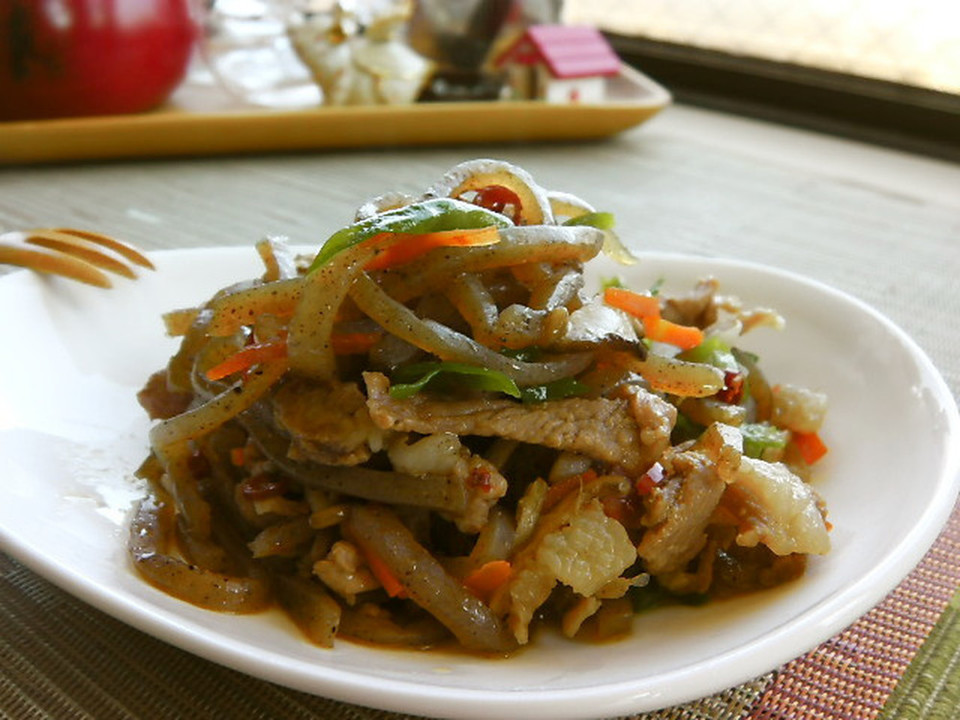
[567,0,959,93]
[3,0,956,159]
[200,0,958,156]
[564,0,960,158]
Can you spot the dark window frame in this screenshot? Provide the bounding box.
[608,33,960,162]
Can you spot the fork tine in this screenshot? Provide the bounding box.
[0,240,113,288]
[25,231,138,279]
[50,228,155,270]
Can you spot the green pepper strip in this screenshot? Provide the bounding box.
[389,361,589,404]
[309,198,514,272]
[390,362,521,400]
[520,377,589,404]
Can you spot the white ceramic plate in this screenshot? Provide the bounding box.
[1,248,958,720]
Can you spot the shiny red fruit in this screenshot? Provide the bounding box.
[0,0,197,121]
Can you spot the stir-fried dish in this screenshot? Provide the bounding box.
[132,159,831,654]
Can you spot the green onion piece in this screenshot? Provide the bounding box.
[562,211,616,230]
[309,198,513,271]
[740,422,789,459]
[389,361,521,399]
[564,211,638,265]
[679,335,739,374]
[671,412,704,445]
[734,348,760,365]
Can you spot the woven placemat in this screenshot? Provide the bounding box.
[2,499,959,720]
[746,499,960,720]
[878,589,960,720]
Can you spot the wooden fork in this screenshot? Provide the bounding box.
[0,228,154,288]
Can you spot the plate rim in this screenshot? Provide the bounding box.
[1,247,958,719]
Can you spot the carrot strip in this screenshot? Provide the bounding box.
[229,447,246,467]
[634,475,657,496]
[603,286,660,318]
[463,560,512,603]
[543,469,598,512]
[204,340,288,381]
[363,548,408,598]
[362,226,500,271]
[792,431,828,465]
[642,317,704,350]
[330,331,382,355]
[604,286,704,349]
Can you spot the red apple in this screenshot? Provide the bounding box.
[0,0,198,120]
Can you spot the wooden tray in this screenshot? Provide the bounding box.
[0,65,669,165]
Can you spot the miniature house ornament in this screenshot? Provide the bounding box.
[496,24,621,103]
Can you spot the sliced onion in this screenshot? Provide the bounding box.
[162,307,200,337]
[600,228,639,266]
[423,158,554,226]
[734,347,773,422]
[546,190,637,265]
[679,396,747,426]
[468,506,516,565]
[546,190,595,221]
[354,190,416,221]
[255,235,298,281]
[558,300,642,353]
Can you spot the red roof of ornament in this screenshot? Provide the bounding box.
[496,25,621,79]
